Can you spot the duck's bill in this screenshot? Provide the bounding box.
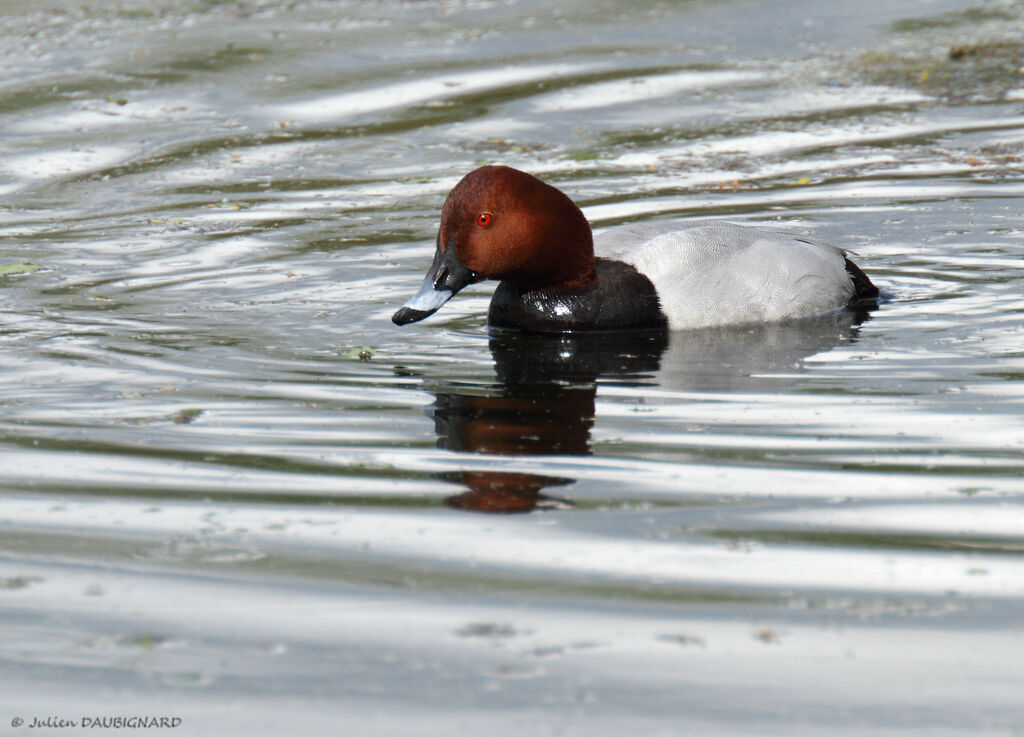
[391,274,455,325]
[392,235,480,326]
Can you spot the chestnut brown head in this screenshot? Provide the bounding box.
[392,166,596,326]
[440,165,594,287]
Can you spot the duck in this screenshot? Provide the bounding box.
[391,165,878,333]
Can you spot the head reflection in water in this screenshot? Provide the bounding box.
[429,307,874,513]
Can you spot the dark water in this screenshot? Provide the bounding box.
[2,0,1024,734]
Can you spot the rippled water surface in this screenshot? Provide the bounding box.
[2,0,1024,734]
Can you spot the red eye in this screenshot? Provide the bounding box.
[477,212,493,227]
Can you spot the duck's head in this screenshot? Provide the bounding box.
[392,165,594,326]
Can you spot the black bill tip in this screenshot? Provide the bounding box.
[392,306,436,326]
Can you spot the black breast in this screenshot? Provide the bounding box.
[488,258,668,333]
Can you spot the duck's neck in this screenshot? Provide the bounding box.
[547,243,597,292]
[520,191,597,292]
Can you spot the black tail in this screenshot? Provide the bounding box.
[844,257,879,299]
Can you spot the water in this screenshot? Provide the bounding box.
[2,0,1024,734]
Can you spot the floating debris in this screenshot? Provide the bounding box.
[342,345,376,361]
[0,263,41,276]
[171,408,202,424]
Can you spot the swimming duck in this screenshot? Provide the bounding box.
[392,165,878,332]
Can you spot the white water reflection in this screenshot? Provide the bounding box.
[531,70,770,112]
[1,146,137,181]
[5,496,1024,597]
[274,62,598,123]
[3,556,1023,736]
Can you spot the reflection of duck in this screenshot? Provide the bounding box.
[393,165,878,332]
[433,331,666,512]
[653,307,873,392]
[431,307,872,512]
